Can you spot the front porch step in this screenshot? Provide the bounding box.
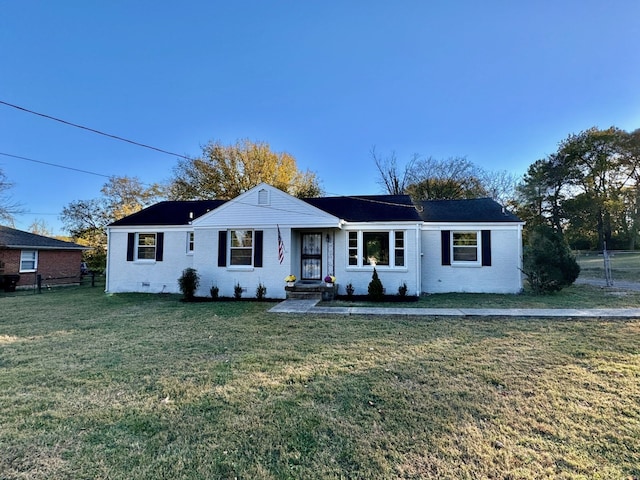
[286,291,323,300]
[285,282,337,301]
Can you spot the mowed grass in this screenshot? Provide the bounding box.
[328,283,640,309]
[1,286,639,479]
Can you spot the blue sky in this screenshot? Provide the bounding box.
[1,1,639,234]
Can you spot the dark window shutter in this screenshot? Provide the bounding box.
[155,232,164,261]
[441,230,451,266]
[254,230,263,267]
[127,233,135,261]
[481,230,491,266]
[218,231,227,267]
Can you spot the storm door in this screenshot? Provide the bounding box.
[301,233,322,280]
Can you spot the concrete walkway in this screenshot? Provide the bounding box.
[268,299,640,318]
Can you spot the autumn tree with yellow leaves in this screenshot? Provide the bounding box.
[168,139,322,200]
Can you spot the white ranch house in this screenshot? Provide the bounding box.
[105,183,524,297]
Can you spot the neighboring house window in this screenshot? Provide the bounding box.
[441,230,491,266]
[126,232,164,262]
[218,229,263,268]
[347,231,405,268]
[187,232,194,253]
[20,250,38,271]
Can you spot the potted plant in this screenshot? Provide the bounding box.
[285,274,296,287]
[324,275,336,286]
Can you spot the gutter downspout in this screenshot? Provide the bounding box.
[518,223,524,291]
[105,227,111,293]
[416,224,422,296]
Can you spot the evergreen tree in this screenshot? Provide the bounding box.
[368,268,384,301]
[522,226,580,294]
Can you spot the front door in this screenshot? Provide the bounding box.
[301,233,322,280]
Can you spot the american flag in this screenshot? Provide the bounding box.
[277,225,285,264]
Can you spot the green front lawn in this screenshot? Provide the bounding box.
[1,285,639,479]
[326,283,640,309]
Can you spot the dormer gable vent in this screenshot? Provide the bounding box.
[258,188,270,205]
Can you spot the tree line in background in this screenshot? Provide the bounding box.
[375,127,640,252]
[517,127,640,251]
[1,127,639,274]
[372,148,520,207]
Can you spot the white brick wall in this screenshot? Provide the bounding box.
[106,228,193,293]
[421,225,523,294]
[194,227,292,299]
[106,218,523,296]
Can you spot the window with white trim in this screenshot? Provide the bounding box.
[348,231,358,266]
[20,250,38,272]
[364,232,390,266]
[230,230,253,266]
[347,231,405,268]
[187,232,194,253]
[395,231,405,266]
[137,233,157,260]
[452,231,478,263]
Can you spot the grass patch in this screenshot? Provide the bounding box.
[324,283,640,309]
[1,285,639,478]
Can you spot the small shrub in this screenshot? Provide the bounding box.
[522,225,580,294]
[345,282,355,298]
[178,268,200,300]
[234,282,243,300]
[398,282,408,297]
[210,285,219,300]
[256,282,267,300]
[368,268,384,302]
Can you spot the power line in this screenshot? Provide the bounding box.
[0,99,191,160]
[0,152,112,178]
[322,191,419,209]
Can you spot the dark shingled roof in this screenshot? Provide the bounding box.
[107,196,522,226]
[109,200,227,226]
[0,226,87,249]
[418,198,522,222]
[303,195,423,222]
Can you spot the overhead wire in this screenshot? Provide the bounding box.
[0,152,112,179]
[1,100,421,211]
[0,99,191,160]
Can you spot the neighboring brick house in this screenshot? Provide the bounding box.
[0,226,88,289]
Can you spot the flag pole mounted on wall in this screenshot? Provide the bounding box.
[277,225,285,264]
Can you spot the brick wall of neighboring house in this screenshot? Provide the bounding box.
[0,249,20,276]
[0,248,83,287]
